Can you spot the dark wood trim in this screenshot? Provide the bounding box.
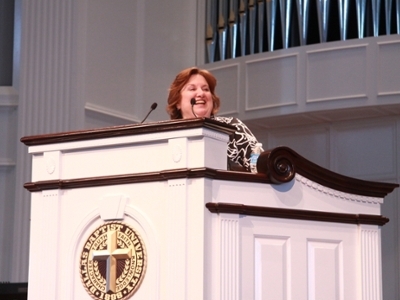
[20,118,398,199]
[257,146,399,198]
[205,202,390,226]
[20,118,236,146]
[23,168,272,192]
[24,162,398,200]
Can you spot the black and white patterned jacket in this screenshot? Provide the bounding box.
[212,116,262,171]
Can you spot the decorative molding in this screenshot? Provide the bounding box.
[305,43,369,54]
[245,101,297,111]
[168,178,187,188]
[23,168,272,192]
[42,189,62,199]
[206,202,390,226]
[0,102,18,109]
[0,159,16,169]
[0,86,18,105]
[43,151,61,180]
[377,91,400,96]
[305,93,368,103]
[257,146,398,198]
[169,138,186,168]
[377,40,400,46]
[22,146,398,200]
[171,144,182,163]
[201,128,232,141]
[295,174,383,205]
[84,102,140,124]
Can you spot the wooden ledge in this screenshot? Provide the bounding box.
[22,145,398,199]
[257,146,399,198]
[23,168,271,192]
[20,118,236,146]
[206,202,390,226]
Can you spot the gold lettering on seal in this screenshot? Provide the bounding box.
[79,221,147,300]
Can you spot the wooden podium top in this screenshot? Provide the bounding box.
[20,118,236,146]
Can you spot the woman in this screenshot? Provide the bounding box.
[166,67,263,172]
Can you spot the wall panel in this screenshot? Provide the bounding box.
[246,55,298,110]
[307,239,343,300]
[208,64,240,115]
[267,126,330,168]
[331,119,396,180]
[377,41,400,96]
[306,45,368,102]
[84,0,138,118]
[241,218,358,300]
[254,236,289,300]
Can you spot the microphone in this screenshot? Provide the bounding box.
[190,98,197,118]
[140,102,158,123]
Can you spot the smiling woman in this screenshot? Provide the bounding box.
[167,67,220,119]
[166,67,263,172]
[179,74,214,119]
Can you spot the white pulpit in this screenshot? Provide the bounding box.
[21,118,398,300]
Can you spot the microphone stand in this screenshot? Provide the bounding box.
[190,98,197,118]
[140,102,158,123]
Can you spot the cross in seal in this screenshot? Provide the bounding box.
[92,230,132,293]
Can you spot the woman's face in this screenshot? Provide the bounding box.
[178,74,214,119]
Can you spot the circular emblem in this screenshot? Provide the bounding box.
[80,222,146,300]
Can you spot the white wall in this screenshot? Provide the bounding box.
[0,90,17,280]
[82,0,198,128]
[0,0,399,299]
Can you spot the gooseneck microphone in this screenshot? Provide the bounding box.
[140,102,158,123]
[190,98,197,118]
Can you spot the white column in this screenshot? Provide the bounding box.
[28,190,62,299]
[359,224,383,300]
[220,213,240,300]
[13,0,80,281]
[165,178,188,299]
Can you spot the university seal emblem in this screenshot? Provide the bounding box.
[80,222,146,300]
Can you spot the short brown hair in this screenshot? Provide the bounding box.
[166,67,221,119]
